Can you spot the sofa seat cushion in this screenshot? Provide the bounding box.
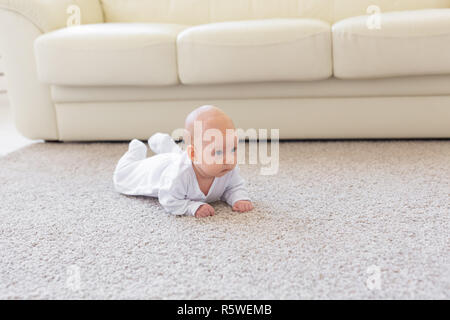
[34,23,188,86]
[333,9,450,79]
[177,19,332,84]
[51,75,450,103]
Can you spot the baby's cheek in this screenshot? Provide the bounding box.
[227,153,237,165]
[199,162,219,175]
[202,153,216,165]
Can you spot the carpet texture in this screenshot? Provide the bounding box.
[0,141,449,299]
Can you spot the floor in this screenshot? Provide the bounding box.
[1,139,448,299]
[0,95,39,156]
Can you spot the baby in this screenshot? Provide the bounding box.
[113,105,254,218]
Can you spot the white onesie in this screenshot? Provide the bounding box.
[113,133,250,216]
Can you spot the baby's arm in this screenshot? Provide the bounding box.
[158,171,212,217]
[158,184,204,217]
[221,167,253,213]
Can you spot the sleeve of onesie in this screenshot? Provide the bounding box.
[158,168,205,216]
[221,166,251,206]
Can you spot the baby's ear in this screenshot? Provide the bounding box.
[186,145,195,160]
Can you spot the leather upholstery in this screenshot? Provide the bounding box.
[333,9,450,79]
[1,0,450,140]
[100,0,334,24]
[0,9,59,140]
[99,0,450,24]
[177,19,332,84]
[54,97,450,141]
[0,0,103,32]
[51,76,450,103]
[35,23,188,86]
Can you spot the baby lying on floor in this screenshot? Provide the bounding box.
[113,105,254,218]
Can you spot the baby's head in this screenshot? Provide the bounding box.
[184,105,237,178]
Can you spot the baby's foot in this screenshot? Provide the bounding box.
[129,139,145,150]
[127,139,147,159]
[148,133,181,154]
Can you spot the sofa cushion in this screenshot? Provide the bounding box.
[99,0,450,25]
[334,0,450,22]
[34,23,188,86]
[333,9,450,79]
[100,0,334,24]
[177,19,332,84]
[0,0,104,32]
[51,75,450,103]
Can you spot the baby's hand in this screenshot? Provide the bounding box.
[232,200,254,213]
[195,203,215,218]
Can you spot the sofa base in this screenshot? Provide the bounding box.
[54,96,450,141]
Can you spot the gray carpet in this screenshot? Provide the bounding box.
[0,141,449,299]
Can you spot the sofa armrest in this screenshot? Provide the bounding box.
[0,1,103,140]
[0,0,104,32]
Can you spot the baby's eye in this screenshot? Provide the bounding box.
[215,150,223,156]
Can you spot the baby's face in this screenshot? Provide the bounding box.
[194,131,238,178]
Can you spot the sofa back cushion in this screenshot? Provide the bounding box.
[0,0,104,32]
[334,0,450,21]
[100,0,334,24]
[99,0,450,25]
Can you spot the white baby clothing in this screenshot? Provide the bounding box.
[113,133,250,216]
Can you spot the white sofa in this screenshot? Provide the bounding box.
[1,0,450,141]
